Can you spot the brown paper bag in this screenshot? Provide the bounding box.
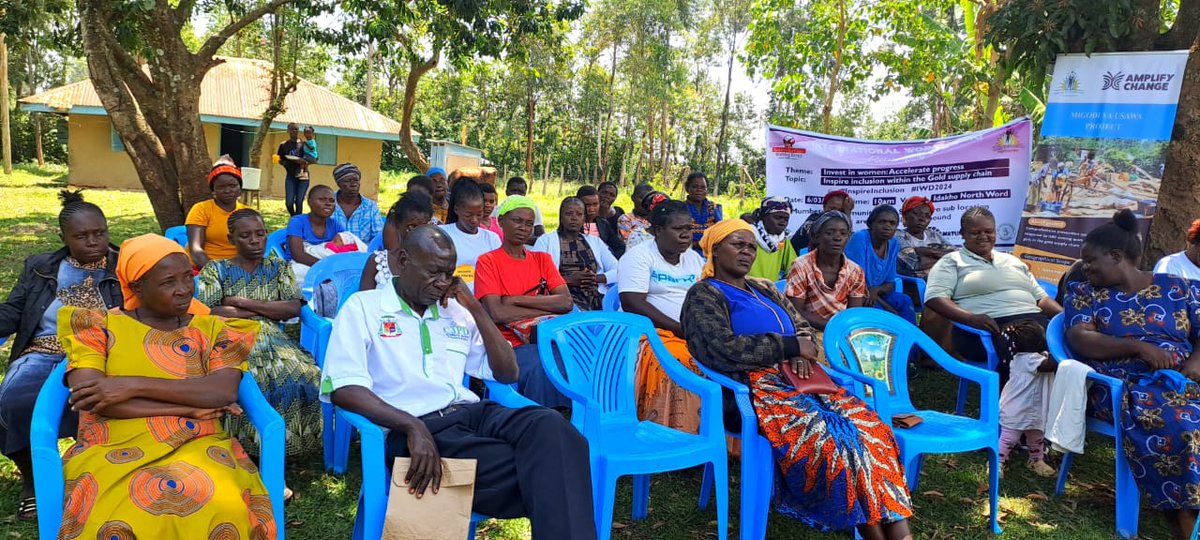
[382,458,478,540]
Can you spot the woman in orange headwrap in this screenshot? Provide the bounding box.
[55,234,276,539]
[186,155,249,269]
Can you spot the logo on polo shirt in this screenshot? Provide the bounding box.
[444,324,471,340]
[379,315,403,338]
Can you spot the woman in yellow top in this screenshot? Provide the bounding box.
[186,155,248,269]
[56,234,275,539]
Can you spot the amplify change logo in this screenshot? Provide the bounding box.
[1101,70,1175,91]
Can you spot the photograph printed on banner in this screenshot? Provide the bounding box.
[1025,137,1167,219]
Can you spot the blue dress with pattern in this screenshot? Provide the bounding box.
[1064,274,1200,510]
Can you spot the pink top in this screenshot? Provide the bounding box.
[480,216,505,241]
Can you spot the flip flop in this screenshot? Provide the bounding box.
[16,496,36,521]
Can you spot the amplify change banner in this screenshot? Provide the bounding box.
[765,119,1032,248]
[1014,51,1189,282]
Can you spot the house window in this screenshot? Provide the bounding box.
[110,125,124,152]
[313,133,336,165]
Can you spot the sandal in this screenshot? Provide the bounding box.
[16,496,36,521]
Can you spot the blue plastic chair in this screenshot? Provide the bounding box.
[367,234,384,253]
[1046,313,1138,539]
[339,378,539,540]
[296,252,370,472]
[774,279,786,293]
[266,229,291,261]
[536,312,729,540]
[1037,278,1059,301]
[164,225,188,248]
[31,361,287,540]
[951,321,1000,415]
[896,275,926,313]
[825,308,1002,534]
[602,286,621,311]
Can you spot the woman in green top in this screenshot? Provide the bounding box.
[748,196,799,281]
[196,208,322,457]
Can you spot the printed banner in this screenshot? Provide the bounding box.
[1014,50,1189,282]
[765,119,1033,248]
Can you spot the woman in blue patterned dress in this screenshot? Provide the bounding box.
[1064,209,1200,539]
[196,208,322,457]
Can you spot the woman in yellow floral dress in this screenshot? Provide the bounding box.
[56,234,276,539]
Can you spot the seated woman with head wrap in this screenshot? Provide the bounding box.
[197,209,322,457]
[784,210,867,332]
[185,155,248,270]
[56,234,274,539]
[474,195,575,409]
[845,204,916,324]
[682,219,913,538]
[749,196,799,281]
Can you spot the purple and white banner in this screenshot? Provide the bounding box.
[765,119,1033,247]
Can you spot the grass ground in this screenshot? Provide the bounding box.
[0,164,1168,539]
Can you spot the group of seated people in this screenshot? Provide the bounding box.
[8,155,1200,539]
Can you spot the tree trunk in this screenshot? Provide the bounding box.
[76,0,294,228]
[398,47,441,173]
[821,0,848,133]
[1146,34,1200,265]
[713,34,737,196]
[525,89,535,178]
[599,38,620,183]
[364,41,376,108]
[1,33,11,174]
[248,11,298,168]
[34,114,44,166]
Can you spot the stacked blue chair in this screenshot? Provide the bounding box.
[602,286,621,311]
[31,361,288,539]
[367,234,384,253]
[338,378,537,540]
[951,322,1000,415]
[296,252,370,472]
[266,229,290,261]
[896,275,926,312]
[824,308,1002,534]
[1046,313,1138,539]
[536,312,729,540]
[164,225,188,248]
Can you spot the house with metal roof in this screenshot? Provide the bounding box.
[18,57,406,200]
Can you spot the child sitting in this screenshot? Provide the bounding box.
[998,320,1057,478]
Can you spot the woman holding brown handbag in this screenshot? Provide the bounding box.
[681,219,913,538]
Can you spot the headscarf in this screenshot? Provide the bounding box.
[699,219,756,279]
[332,163,361,183]
[207,154,242,189]
[754,196,793,253]
[425,167,447,178]
[810,210,851,243]
[640,191,669,213]
[824,190,850,205]
[497,195,537,217]
[117,234,210,315]
[866,204,899,226]
[901,196,934,215]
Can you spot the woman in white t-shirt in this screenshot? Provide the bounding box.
[1153,218,1200,281]
[439,179,501,289]
[618,200,706,433]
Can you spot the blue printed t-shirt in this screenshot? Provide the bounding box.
[616,240,704,323]
[286,214,345,245]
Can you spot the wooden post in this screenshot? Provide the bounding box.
[1,33,11,174]
[34,114,43,166]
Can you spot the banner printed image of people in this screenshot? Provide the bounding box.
[1014,50,1189,282]
[764,118,1033,248]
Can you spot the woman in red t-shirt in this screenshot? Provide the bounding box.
[474,195,575,409]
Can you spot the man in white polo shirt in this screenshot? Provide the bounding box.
[321,226,596,539]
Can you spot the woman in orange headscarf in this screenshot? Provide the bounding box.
[55,234,276,539]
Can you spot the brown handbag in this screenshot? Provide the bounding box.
[778,361,841,395]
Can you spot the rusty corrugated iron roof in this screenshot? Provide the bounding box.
[18,57,405,140]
